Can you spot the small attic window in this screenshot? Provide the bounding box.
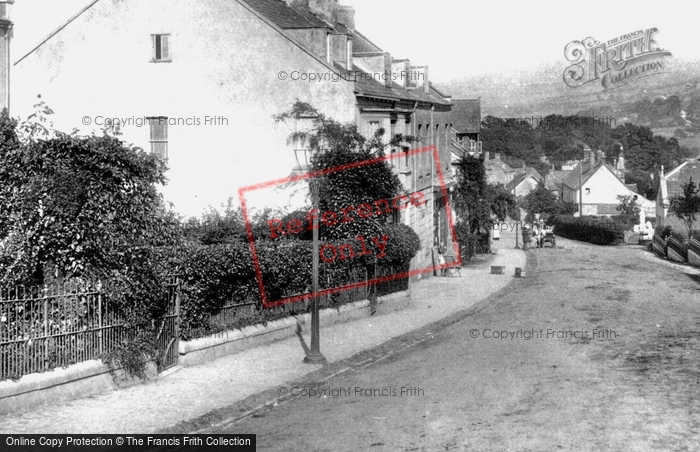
[151,34,171,62]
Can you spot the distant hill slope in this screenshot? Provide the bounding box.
[436,58,700,120]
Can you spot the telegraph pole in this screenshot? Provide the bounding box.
[578,162,583,217]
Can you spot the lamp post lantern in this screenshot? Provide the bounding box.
[294,147,327,365]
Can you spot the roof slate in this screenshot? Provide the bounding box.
[549,170,572,183]
[506,173,530,191]
[562,157,615,189]
[240,0,329,29]
[352,30,383,53]
[545,180,559,191]
[352,66,450,105]
[660,160,700,202]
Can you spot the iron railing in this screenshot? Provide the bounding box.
[155,275,181,372]
[193,263,407,339]
[0,281,126,382]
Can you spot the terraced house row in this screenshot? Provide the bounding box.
[3,0,482,274]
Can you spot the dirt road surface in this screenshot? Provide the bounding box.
[210,238,700,451]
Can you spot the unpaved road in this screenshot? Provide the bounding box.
[221,238,700,451]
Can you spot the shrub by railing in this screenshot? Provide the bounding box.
[1,231,418,377]
[0,281,127,382]
[653,232,667,257]
[552,216,626,245]
[690,236,700,257]
[185,262,408,340]
[174,224,419,340]
[667,236,688,261]
[649,225,700,265]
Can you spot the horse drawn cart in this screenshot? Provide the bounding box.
[542,229,556,248]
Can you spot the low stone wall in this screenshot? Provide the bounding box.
[0,361,157,417]
[178,291,411,367]
[0,291,410,416]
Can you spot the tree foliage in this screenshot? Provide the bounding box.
[274,101,415,245]
[522,183,559,219]
[481,116,538,164]
[0,107,183,377]
[481,113,694,185]
[521,182,576,224]
[453,155,515,235]
[669,178,700,238]
[0,112,180,287]
[0,107,182,337]
[615,194,642,227]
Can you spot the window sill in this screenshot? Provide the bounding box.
[150,59,173,63]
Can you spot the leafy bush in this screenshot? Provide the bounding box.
[669,230,687,243]
[655,225,673,239]
[381,224,421,264]
[454,219,490,260]
[169,227,421,339]
[552,216,626,245]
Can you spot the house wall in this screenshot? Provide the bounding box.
[581,167,630,206]
[412,106,452,272]
[564,166,654,217]
[11,0,356,217]
[514,177,539,198]
[656,182,667,225]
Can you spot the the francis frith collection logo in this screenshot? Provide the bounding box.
[563,27,672,90]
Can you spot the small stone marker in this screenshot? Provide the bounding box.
[514,267,522,278]
[491,265,505,275]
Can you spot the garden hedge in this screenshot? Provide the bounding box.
[552,216,626,245]
[166,223,421,339]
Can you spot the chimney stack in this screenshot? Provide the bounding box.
[409,65,430,93]
[309,0,339,24]
[0,0,13,113]
[337,5,355,31]
[288,0,310,10]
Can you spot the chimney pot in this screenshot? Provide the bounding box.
[337,5,355,31]
[0,0,14,21]
[309,0,339,24]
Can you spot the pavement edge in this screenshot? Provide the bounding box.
[158,249,535,434]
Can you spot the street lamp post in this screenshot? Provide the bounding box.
[304,177,327,365]
[513,183,520,249]
[294,148,327,365]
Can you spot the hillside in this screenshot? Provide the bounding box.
[437,58,700,120]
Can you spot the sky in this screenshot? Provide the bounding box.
[11,0,700,84]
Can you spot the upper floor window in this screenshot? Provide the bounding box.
[151,34,171,62]
[368,120,380,138]
[147,117,168,160]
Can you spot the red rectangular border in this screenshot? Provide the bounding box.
[238,145,460,308]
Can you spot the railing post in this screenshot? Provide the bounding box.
[369,261,377,315]
[96,281,103,355]
[42,285,49,369]
[174,276,180,340]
